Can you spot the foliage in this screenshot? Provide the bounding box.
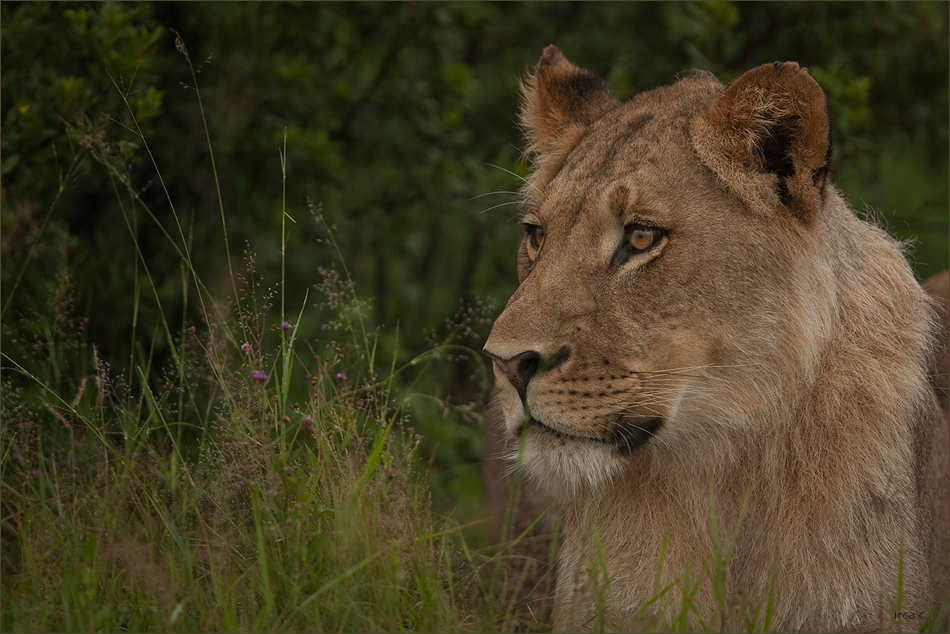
[1,1,165,321]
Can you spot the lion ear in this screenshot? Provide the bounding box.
[520,46,619,180]
[690,62,832,224]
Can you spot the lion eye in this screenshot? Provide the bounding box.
[612,222,666,266]
[524,224,545,252]
[627,223,663,253]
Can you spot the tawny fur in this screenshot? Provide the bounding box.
[483,47,949,632]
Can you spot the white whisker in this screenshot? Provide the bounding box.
[468,190,523,201]
[478,200,522,215]
[483,162,543,196]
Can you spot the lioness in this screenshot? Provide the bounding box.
[483,46,949,632]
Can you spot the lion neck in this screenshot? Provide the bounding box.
[552,337,934,631]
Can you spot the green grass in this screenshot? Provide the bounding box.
[0,302,497,633]
[0,143,469,631]
[1,236,560,632]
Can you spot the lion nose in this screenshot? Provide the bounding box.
[484,347,570,404]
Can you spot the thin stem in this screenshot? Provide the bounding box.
[172,30,245,334]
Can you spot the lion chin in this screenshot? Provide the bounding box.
[508,420,625,496]
[482,45,949,633]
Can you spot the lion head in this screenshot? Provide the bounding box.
[483,46,947,631]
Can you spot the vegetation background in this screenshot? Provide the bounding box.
[2,2,948,631]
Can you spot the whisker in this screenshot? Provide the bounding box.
[478,200,523,215]
[483,162,543,196]
[629,362,752,377]
[622,422,660,438]
[468,190,523,201]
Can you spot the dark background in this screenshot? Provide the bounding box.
[3,1,948,513]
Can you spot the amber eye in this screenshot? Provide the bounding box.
[627,223,663,253]
[524,224,545,252]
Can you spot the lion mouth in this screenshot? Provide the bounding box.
[524,416,663,456]
[610,417,663,456]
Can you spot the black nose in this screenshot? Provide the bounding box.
[484,347,570,404]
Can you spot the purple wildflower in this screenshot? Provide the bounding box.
[10,454,18,464]
[251,370,268,384]
[30,469,39,482]
[282,321,291,331]
[335,372,347,382]
[58,459,68,468]
[241,343,252,355]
